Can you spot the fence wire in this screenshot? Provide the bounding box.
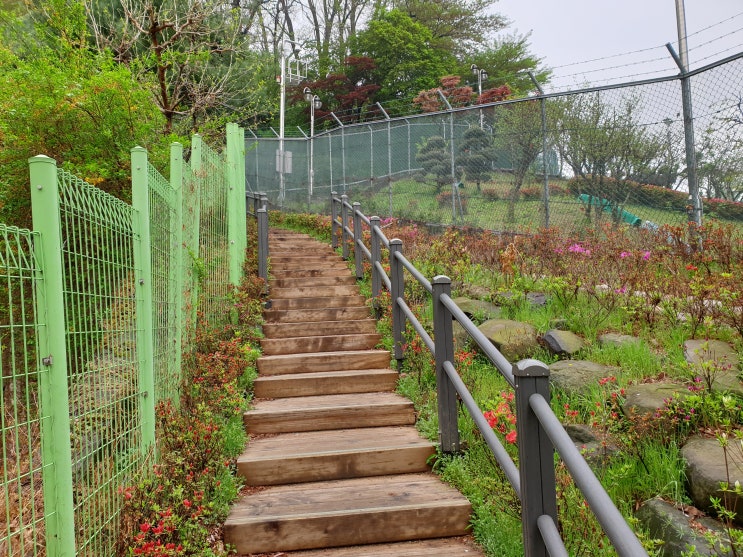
[247,53,743,233]
[0,227,45,557]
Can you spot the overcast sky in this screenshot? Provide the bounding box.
[493,0,743,91]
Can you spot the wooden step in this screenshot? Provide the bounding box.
[284,538,486,556]
[271,285,360,299]
[237,426,434,485]
[254,369,398,398]
[264,306,371,323]
[271,275,356,288]
[270,254,342,264]
[257,349,391,375]
[260,333,381,355]
[270,267,352,279]
[269,295,366,310]
[223,474,473,554]
[244,392,415,434]
[263,319,376,339]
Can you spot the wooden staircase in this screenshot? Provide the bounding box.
[224,230,484,556]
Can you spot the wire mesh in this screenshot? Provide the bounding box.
[198,143,232,325]
[0,227,45,557]
[247,53,743,232]
[58,168,141,557]
[147,163,181,404]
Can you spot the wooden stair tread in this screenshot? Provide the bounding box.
[264,307,371,323]
[241,427,433,460]
[283,537,486,556]
[224,474,472,553]
[260,333,381,355]
[268,295,366,310]
[262,319,377,338]
[257,349,391,375]
[253,369,398,398]
[249,392,411,413]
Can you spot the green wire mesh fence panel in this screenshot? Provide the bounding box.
[0,227,45,556]
[146,163,181,405]
[181,159,200,352]
[246,54,743,232]
[58,169,141,557]
[198,143,231,326]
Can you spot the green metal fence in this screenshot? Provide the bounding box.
[1,124,246,557]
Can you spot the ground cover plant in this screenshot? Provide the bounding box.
[116,222,265,556]
[277,209,743,556]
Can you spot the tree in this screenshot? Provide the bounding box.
[351,8,457,104]
[415,135,456,192]
[393,0,506,57]
[493,99,542,222]
[456,126,492,191]
[553,92,665,224]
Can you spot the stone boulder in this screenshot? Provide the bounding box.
[684,340,743,396]
[548,360,618,394]
[599,333,641,348]
[542,329,585,356]
[622,382,687,417]
[564,424,620,467]
[636,498,734,556]
[477,319,538,361]
[682,435,743,524]
[451,297,502,322]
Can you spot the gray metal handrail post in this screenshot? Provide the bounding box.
[389,239,405,366]
[331,191,339,249]
[370,216,381,296]
[353,202,363,279]
[514,359,557,557]
[257,207,269,282]
[260,192,268,211]
[432,276,459,453]
[341,194,350,260]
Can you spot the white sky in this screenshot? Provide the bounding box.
[493,0,743,91]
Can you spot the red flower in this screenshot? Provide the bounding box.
[505,430,517,444]
[183,499,192,508]
[139,522,151,533]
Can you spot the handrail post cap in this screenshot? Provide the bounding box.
[432,275,451,285]
[371,215,380,221]
[353,201,361,206]
[513,359,550,377]
[390,238,402,246]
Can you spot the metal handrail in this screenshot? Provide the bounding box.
[245,191,268,280]
[327,191,649,557]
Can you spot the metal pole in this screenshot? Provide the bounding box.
[353,202,363,279]
[377,103,393,217]
[29,155,77,557]
[331,191,339,249]
[278,49,286,207]
[309,101,314,211]
[432,276,459,454]
[341,194,350,260]
[513,359,557,557]
[370,216,381,296]
[667,43,702,226]
[257,207,269,281]
[389,239,405,366]
[437,90,458,225]
[169,142,185,403]
[529,72,550,228]
[331,112,346,192]
[369,125,374,189]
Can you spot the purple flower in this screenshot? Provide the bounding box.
[620,251,631,259]
[615,286,627,294]
[642,251,651,261]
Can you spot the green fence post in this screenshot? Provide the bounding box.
[131,146,157,455]
[237,126,247,262]
[226,123,242,288]
[170,142,184,403]
[29,155,77,557]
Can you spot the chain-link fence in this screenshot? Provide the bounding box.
[247,52,743,233]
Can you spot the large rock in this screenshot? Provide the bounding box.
[451,297,502,321]
[622,382,687,417]
[477,319,538,361]
[636,498,734,556]
[542,329,585,356]
[684,340,743,396]
[548,360,618,394]
[599,333,641,348]
[564,424,620,467]
[682,435,743,524]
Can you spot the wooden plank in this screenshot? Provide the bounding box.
[270,285,360,299]
[270,275,356,288]
[223,474,472,553]
[262,319,377,339]
[270,268,353,279]
[263,307,371,324]
[238,426,434,485]
[269,295,365,310]
[253,369,398,398]
[257,350,391,375]
[285,537,486,556]
[244,392,415,433]
[260,333,381,355]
